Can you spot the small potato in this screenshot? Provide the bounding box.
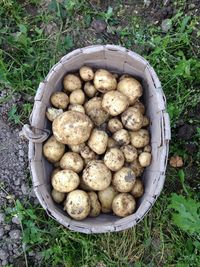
[104,148,124,171]
[98,186,118,213]
[107,137,117,148]
[121,107,143,131]
[52,169,80,193]
[79,66,94,81]
[120,145,138,162]
[131,179,144,198]
[113,167,136,193]
[129,159,144,177]
[119,74,132,81]
[113,129,130,146]
[51,189,65,204]
[82,160,112,191]
[130,129,150,148]
[132,101,145,114]
[108,118,123,133]
[69,89,85,105]
[60,152,84,173]
[142,116,150,127]
[80,146,96,160]
[88,192,101,217]
[69,143,86,153]
[84,82,97,98]
[51,167,62,179]
[46,108,63,122]
[52,111,93,145]
[64,190,90,220]
[102,90,129,116]
[84,97,109,126]
[50,92,69,109]
[94,69,117,93]
[88,129,108,155]
[68,104,85,113]
[117,77,143,105]
[143,145,151,153]
[63,74,82,92]
[138,152,151,167]
[112,193,136,217]
[43,135,65,163]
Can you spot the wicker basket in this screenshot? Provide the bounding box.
[22,45,171,234]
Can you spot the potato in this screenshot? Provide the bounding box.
[113,167,136,192]
[63,74,82,92]
[104,148,124,171]
[117,77,142,105]
[64,190,90,220]
[84,97,109,126]
[52,169,80,193]
[130,129,150,148]
[52,111,93,145]
[50,92,69,109]
[107,137,117,148]
[60,152,84,173]
[82,160,112,191]
[94,69,117,93]
[88,129,108,155]
[102,90,129,116]
[142,116,150,127]
[51,167,62,179]
[79,178,93,191]
[88,192,101,217]
[46,108,63,122]
[79,66,94,81]
[129,159,144,177]
[131,179,144,198]
[119,74,132,81]
[121,107,143,131]
[80,146,96,160]
[113,129,130,146]
[68,104,85,113]
[43,135,65,163]
[108,118,123,133]
[120,145,138,162]
[69,143,86,153]
[112,193,136,217]
[132,101,145,114]
[143,145,151,153]
[51,189,65,204]
[84,82,97,98]
[69,89,85,105]
[138,152,151,167]
[98,186,118,213]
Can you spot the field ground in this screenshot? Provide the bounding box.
[0,0,200,266]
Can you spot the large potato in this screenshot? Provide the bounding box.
[129,159,144,177]
[60,152,84,173]
[63,74,82,92]
[84,97,109,126]
[68,104,85,113]
[130,129,150,148]
[117,77,143,105]
[112,193,136,217]
[120,145,138,162]
[104,148,124,171]
[43,135,65,163]
[52,111,93,145]
[79,66,94,81]
[138,152,151,167]
[69,89,85,105]
[51,189,65,204]
[84,82,97,98]
[82,160,112,191]
[113,129,130,146]
[113,167,136,192]
[94,69,117,93]
[131,178,144,198]
[50,92,69,109]
[88,129,108,155]
[108,118,123,133]
[88,192,101,217]
[52,169,80,193]
[102,90,129,116]
[98,186,118,213]
[46,108,63,122]
[64,190,90,220]
[121,107,143,131]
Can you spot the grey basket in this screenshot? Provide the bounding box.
[22,45,171,234]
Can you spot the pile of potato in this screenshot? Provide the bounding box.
[43,66,151,220]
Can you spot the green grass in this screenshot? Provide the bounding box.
[1,0,200,266]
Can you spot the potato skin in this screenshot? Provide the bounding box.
[131,179,144,198]
[142,116,150,127]
[51,167,62,179]
[51,189,65,203]
[138,152,151,167]
[113,129,130,146]
[88,129,108,155]
[80,146,96,160]
[88,192,101,217]
[60,152,84,173]
[64,190,90,220]
[132,101,145,114]
[84,82,97,98]
[129,159,144,177]
[94,69,117,93]
[63,74,82,92]
[52,169,80,193]
[82,160,112,191]
[121,107,143,131]
[102,90,129,116]
[52,111,93,145]
[143,145,151,153]
[130,129,150,148]
[107,137,117,148]
[43,135,65,163]
[68,104,85,113]
[98,186,118,213]
[69,89,85,105]
[69,143,86,153]
[120,145,138,163]
[79,66,94,81]
[119,74,132,81]
[108,118,123,133]
[50,92,69,109]
[113,167,136,193]
[46,108,63,122]
[117,77,143,105]
[104,148,124,171]
[112,193,136,217]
